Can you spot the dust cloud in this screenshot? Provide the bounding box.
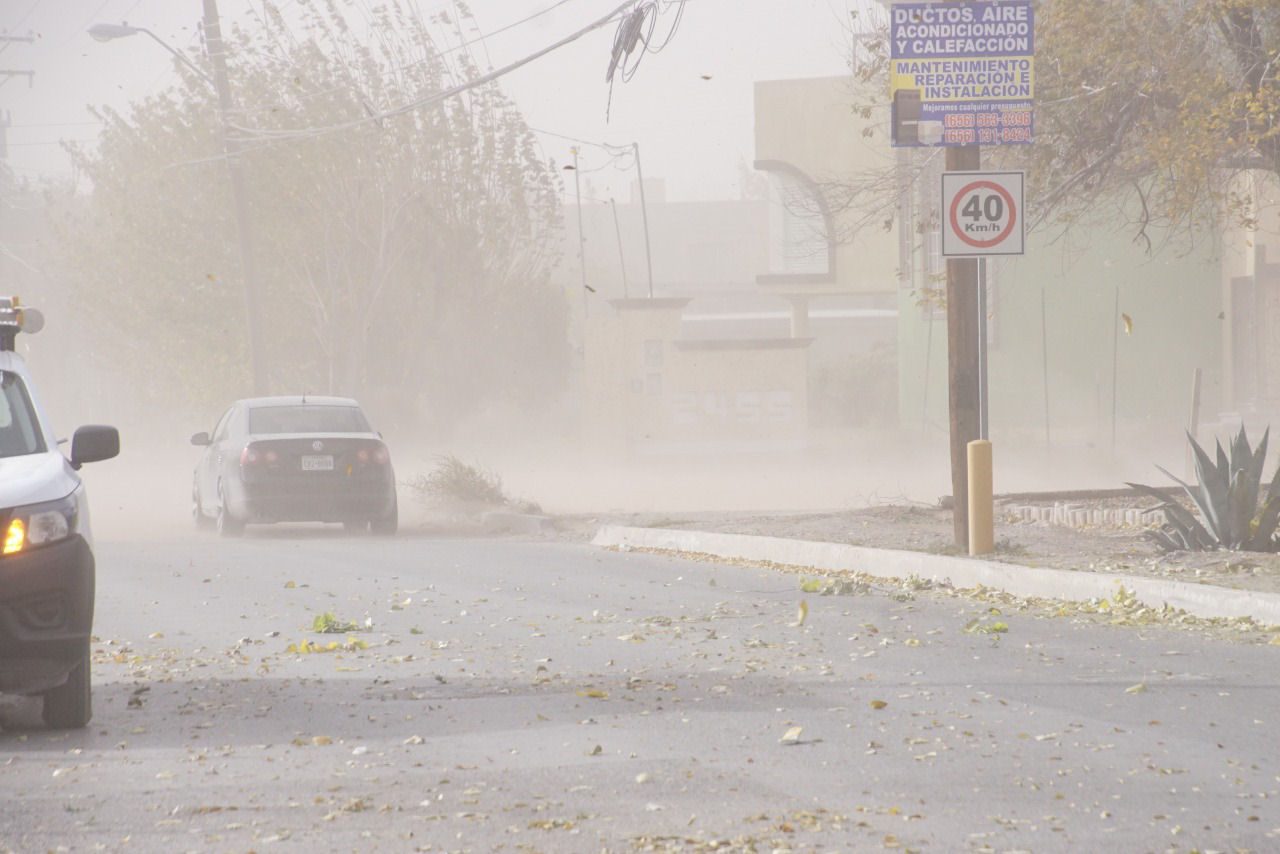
[3,0,1210,547]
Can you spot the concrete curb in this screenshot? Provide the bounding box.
[592,525,1280,626]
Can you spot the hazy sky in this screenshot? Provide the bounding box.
[0,0,870,201]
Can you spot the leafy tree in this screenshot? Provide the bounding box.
[1023,0,1280,245]
[50,0,566,427]
[840,1,1280,250]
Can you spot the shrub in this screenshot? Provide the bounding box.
[1128,427,1280,552]
[405,455,509,508]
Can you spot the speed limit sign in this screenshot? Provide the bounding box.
[942,171,1025,257]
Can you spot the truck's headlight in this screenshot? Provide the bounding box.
[2,495,77,555]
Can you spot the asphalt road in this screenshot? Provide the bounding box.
[2,527,1278,852]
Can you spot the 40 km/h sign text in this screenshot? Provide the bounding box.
[941,171,1025,257]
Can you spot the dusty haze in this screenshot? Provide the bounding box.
[3,0,1206,543]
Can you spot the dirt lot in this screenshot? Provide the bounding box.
[554,499,1280,598]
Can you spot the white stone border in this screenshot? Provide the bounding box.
[592,526,1280,626]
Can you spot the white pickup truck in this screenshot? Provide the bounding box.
[0,297,118,728]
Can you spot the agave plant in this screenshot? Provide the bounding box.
[1127,426,1280,552]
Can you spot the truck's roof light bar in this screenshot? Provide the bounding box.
[0,296,44,352]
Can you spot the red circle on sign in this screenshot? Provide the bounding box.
[949,180,1018,249]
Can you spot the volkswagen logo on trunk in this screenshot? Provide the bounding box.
[312,440,324,451]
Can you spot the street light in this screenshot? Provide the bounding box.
[88,5,268,395]
[87,23,215,88]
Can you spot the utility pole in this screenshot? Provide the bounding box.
[0,32,34,293]
[202,0,268,395]
[632,142,655,298]
[0,110,7,289]
[0,36,35,160]
[609,198,630,299]
[946,143,982,549]
[571,147,589,319]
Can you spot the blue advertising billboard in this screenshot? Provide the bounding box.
[890,1,1035,147]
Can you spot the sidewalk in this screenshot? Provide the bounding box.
[592,524,1280,627]
[564,503,1280,628]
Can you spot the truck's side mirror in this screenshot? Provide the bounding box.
[191,432,211,446]
[71,425,120,469]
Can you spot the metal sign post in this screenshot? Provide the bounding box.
[944,146,983,548]
[941,167,1024,546]
[892,0,1036,550]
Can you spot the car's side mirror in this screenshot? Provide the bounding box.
[71,425,120,469]
[191,431,211,446]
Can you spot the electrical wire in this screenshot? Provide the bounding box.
[603,0,685,119]
[529,127,637,177]
[228,0,641,144]
[234,0,588,119]
[6,0,42,32]
[572,148,636,174]
[529,126,623,150]
[643,0,685,54]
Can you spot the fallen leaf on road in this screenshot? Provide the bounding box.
[870,700,888,710]
[780,726,803,744]
[312,612,359,633]
[577,689,609,699]
[286,637,367,654]
[1125,683,1147,694]
[790,601,809,628]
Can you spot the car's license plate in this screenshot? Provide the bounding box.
[301,455,334,472]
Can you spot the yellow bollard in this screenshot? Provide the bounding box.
[968,440,994,556]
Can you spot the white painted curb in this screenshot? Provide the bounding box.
[592,525,1280,626]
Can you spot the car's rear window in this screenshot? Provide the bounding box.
[0,370,46,459]
[248,405,371,435]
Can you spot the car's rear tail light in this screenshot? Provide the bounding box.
[241,445,280,467]
[354,445,389,465]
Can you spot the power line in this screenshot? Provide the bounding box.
[234,0,588,118]
[4,139,97,146]
[229,0,642,144]
[6,0,42,33]
[462,0,583,51]
[604,0,684,117]
[529,126,624,150]
[8,121,102,128]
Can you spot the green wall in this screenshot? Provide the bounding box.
[898,227,1223,446]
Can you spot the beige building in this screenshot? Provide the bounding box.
[753,75,901,332]
[579,76,901,455]
[1220,172,1280,422]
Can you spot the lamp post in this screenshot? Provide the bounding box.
[88,23,214,87]
[88,3,268,395]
